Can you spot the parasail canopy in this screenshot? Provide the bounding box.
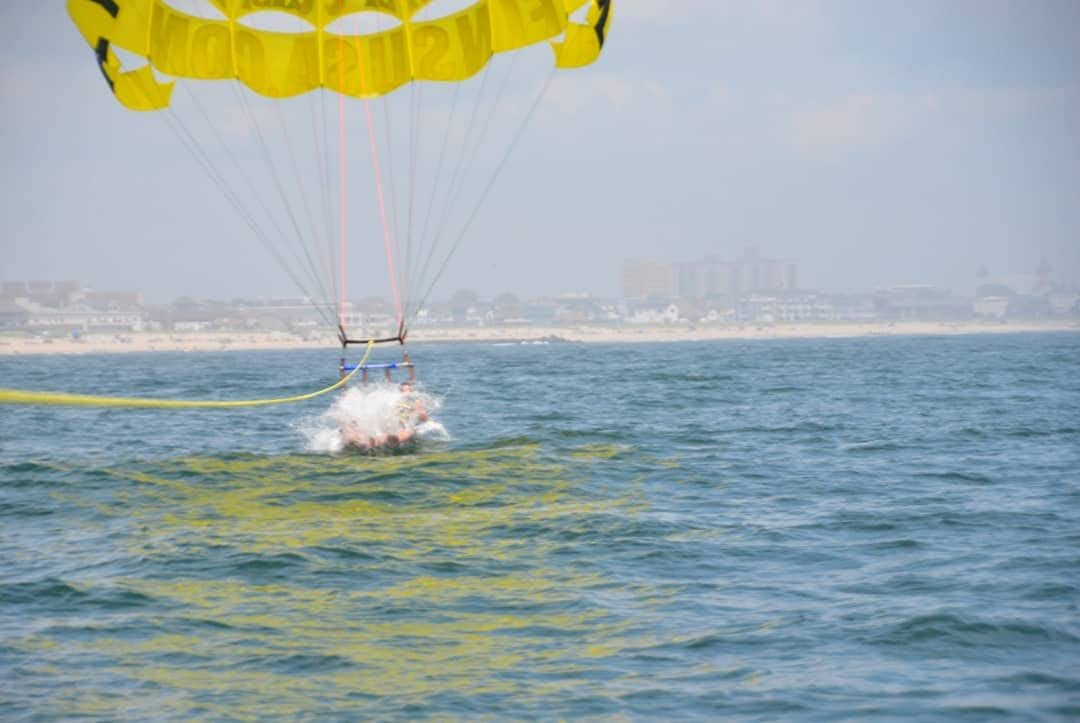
[69,0,612,348]
[70,0,611,109]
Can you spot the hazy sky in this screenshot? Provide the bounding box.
[2,1,1078,304]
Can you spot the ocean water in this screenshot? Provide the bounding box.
[1,332,1078,719]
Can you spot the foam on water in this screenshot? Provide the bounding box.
[300,382,448,453]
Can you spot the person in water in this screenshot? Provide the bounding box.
[383,380,429,445]
[345,353,426,450]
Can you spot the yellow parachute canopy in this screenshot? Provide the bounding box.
[69,0,612,111]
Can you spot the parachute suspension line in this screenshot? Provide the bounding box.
[381,95,402,306]
[375,13,404,314]
[308,89,340,324]
[375,12,415,329]
[408,55,519,315]
[405,54,513,325]
[321,89,341,326]
[231,83,335,317]
[179,83,300,275]
[402,80,458,324]
[273,100,334,311]
[310,0,338,328]
[0,340,376,410]
[415,81,462,296]
[336,37,348,334]
[404,58,496,322]
[440,52,522,240]
[405,81,423,319]
[156,103,334,331]
[350,29,404,333]
[361,96,404,330]
[230,84,331,311]
[424,61,496,291]
[384,94,408,319]
[418,67,558,313]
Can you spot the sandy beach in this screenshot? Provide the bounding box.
[1,321,1076,356]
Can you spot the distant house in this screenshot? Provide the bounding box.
[1048,292,1080,315]
[703,307,736,323]
[174,321,211,332]
[973,297,1009,319]
[874,286,971,321]
[0,299,30,329]
[628,302,680,324]
[22,301,147,332]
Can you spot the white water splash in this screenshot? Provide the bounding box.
[300,382,447,454]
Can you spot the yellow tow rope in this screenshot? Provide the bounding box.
[0,341,375,409]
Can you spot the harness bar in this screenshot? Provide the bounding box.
[338,322,407,347]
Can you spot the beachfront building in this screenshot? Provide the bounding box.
[875,286,971,320]
[0,280,149,332]
[971,266,1080,319]
[629,247,798,303]
[697,248,798,298]
[736,293,878,323]
[12,299,147,332]
[623,260,673,300]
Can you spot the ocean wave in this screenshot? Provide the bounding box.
[873,612,1078,650]
[0,578,157,612]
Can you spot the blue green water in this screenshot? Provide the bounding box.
[2,333,1079,718]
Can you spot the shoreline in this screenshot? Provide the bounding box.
[1,321,1076,356]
